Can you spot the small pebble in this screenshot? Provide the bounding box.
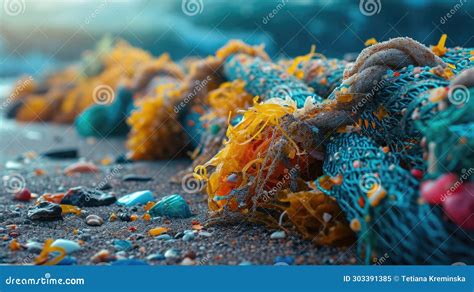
[113,240,132,251]
[199,231,212,237]
[146,253,165,261]
[91,249,115,263]
[164,248,179,259]
[183,233,195,242]
[115,251,127,259]
[14,188,32,201]
[118,212,131,222]
[86,215,104,226]
[122,175,153,182]
[64,161,99,174]
[155,234,172,240]
[180,257,195,265]
[51,239,81,254]
[25,241,43,253]
[27,202,62,221]
[322,213,332,223]
[226,173,238,183]
[270,231,286,239]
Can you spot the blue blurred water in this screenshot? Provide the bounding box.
[0,0,473,77]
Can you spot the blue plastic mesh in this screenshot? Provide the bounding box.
[329,66,449,170]
[442,47,474,73]
[417,86,474,179]
[320,133,474,264]
[302,58,347,98]
[224,54,323,107]
[195,44,474,265]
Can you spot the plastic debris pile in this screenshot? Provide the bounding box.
[6,35,474,264]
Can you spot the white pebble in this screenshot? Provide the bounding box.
[270,231,286,239]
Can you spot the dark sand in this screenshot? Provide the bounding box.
[0,117,356,265]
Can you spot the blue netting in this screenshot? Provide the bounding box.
[328,66,449,170]
[320,133,473,264]
[302,57,347,98]
[417,86,474,179]
[224,54,323,108]
[442,47,474,73]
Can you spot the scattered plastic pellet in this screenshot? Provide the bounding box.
[122,174,153,182]
[117,190,154,206]
[148,227,169,237]
[64,161,99,174]
[270,231,286,239]
[148,194,192,218]
[113,239,132,251]
[60,204,81,215]
[164,248,179,259]
[51,239,81,254]
[14,188,31,201]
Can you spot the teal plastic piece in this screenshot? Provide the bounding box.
[148,194,192,218]
[75,86,134,137]
[117,190,154,207]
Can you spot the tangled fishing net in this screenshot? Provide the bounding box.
[8,34,474,264]
[195,36,474,264]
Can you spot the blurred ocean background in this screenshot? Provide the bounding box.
[0,0,473,78]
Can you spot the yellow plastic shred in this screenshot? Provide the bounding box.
[432,34,448,57]
[35,239,66,266]
[195,99,298,212]
[364,38,378,46]
[60,204,81,215]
